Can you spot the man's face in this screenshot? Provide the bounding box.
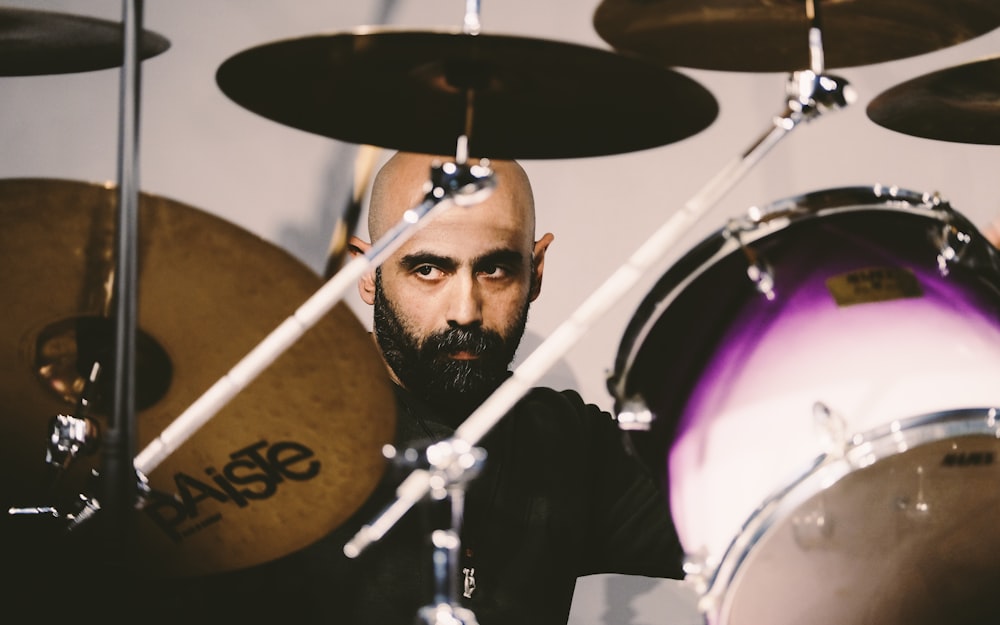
[372,196,538,414]
[373,268,530,413]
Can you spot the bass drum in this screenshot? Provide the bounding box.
[609,186,1000,625]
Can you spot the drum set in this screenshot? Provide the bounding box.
[3,1,1000,623]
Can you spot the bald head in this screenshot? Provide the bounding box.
[350,151,555,400]
[367,152,536,243]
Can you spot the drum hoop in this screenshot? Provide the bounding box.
[700,406,1000,621]
[608,185,955,411]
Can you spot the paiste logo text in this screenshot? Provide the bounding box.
[144,439,320,541]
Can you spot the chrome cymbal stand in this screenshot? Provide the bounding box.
[412,439,486,625]
[6,0,150,537]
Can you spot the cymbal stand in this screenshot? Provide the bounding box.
[410,439,486,625]
[5,1,149,543]
[7,363,101,522]
[133,158,495,476]
[323,144,382,279]
[463,0,481,35]
[343,0,856,557]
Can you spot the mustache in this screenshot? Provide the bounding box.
[424,326,503,357]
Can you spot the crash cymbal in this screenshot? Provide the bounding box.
[215,28,718,159]
[0,7,170,76]
[593,0,1000,72]
[0,178,395,577]
[867,55,1000,145]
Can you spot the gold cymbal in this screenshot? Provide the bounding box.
[867,55,1000,145]
[0,7,170,76]
[0,178,395,576]
[593,0,1000,72]
[215,28,719,159]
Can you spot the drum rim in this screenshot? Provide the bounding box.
[699,406,1000,622]
[607,184,961,413]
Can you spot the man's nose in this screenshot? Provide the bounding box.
[447,273,483,327]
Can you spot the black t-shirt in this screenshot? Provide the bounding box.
[320,384,685,625]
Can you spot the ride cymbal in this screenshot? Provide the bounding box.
[0,7,170,76]
[593,0,1000,73]
[215,28,719,159]
[867,55,1000,145]
[0,178,395,577]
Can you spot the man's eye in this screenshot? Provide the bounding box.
[415,265,442,278]
[480,265,508,278]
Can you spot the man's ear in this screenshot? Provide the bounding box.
[349,235,377,305]
[529,233,554,301]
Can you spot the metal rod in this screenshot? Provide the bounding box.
[103,0,143,558]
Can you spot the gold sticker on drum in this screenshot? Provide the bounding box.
[826,266,923,306]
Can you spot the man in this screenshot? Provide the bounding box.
[332,151,684,624]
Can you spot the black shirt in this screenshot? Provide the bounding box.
[325,383,685,624]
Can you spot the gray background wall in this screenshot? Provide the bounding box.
[4,1,999,623]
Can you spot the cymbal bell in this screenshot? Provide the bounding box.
[867,55,1000,145]
[215,28,719,159]
[0,7,170,76]
[0,178,395,577]
[593,0,1000,73]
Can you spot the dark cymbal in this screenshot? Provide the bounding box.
[215,28,719,159]
[867,55,1000,145]
[0,7,170,76]
[593,0,1000,73]
[0,178,395,576]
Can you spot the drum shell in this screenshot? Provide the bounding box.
[609,186,1000,565]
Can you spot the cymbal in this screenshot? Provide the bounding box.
[593,0,1000,73]
[215,28,719,159]
[0,178,395,577]
[867,55,1000,145]
[0,7,170,76]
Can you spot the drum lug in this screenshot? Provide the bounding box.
[615,397,654,431]
[813,401,849,457]
[681,551,712,596]
[687,557,722,624]
[936,222,973,276]
[746,261,776,301]
[724,217,776,300]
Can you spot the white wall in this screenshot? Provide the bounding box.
[4,1,999,623]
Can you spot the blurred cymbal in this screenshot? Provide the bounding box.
[0,7,170,76]
[215,28,719,159]
[593,0,1000,72]
[0,178,395,576]
[867,55,1000,145]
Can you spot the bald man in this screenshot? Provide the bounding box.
[331,152,683,624]
[350,153,553,416]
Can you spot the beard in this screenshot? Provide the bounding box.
[372,270,531,418]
